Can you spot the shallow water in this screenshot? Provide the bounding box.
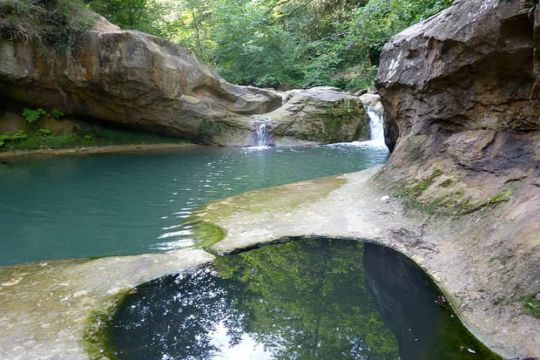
[110,238,500,360]
[0,143,388,265]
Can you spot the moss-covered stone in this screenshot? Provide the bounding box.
[81,291,130,360]
[192,220,227,250]
[393,169,515,216]
[187,176,348,248]
[521,292,540,318]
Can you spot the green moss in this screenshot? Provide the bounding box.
[411,169,443,195]
[393,168,515,216]
[521,293,540,318]
[0,119,187,152]
[320,98,364,142]
[81,290,130,360]
[192,220,226,250]
[186,176,347,249]
[393,183,433,213]
[486,190,512,205]
[439,179,453,188]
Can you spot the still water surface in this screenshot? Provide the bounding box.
[0,144,387,265]
[110,238,500,360]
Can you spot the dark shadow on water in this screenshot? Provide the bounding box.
[109,238,500,360]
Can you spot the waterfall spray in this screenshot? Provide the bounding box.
[251,118,273,148]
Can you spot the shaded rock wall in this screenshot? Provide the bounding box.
[375,1,539,355]
[376,0,539,203]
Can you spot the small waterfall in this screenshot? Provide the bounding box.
[366,105,385,143]
[251,118,273,148]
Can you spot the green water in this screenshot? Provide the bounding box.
[110,238,500,360]
[0,144,388,265]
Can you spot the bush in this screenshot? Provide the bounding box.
[0,130,28,148]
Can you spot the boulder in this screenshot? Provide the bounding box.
[0,17,283,144]
[377,0,540,151]
[0,111,26,133]
[269,87,369,145]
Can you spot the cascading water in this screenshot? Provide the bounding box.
[366,104,385,143]
[251,118,273,148]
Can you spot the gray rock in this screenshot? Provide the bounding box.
[269,87,369,144]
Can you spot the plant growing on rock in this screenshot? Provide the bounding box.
[22,108,47,124]
[50,109,64,119]
[0,130,27,148]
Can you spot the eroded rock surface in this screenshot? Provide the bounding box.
[0,250,214,360]
[0,22,284,142]
[268,87,369,144]
[191,167,540,359]
[374,0,539,357]
[0,18,366,146]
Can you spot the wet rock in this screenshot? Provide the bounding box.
[269,87,369,144]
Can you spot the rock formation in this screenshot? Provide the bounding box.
[376,0,539,356]
[269,87,369,145]
[0,17,367,146]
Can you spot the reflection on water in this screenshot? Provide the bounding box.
[0,144,388,265]
[110,238,500,360]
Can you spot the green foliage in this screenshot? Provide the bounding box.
[212,239,400,358]
[0,0,96,50]
[81,0,451,89]
[2,0,452,88]
[37,128,52,136]
[0,120,185,152]
[0,130,27,148]
[50,109,65,119]
[22,108,47,124]
[521,292,540,318]
[85,0,166,36]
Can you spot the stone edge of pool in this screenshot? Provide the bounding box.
[0,166,538,359]
[0,143,201,161]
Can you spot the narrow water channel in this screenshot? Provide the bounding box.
[109,238,500,360]
[0,144,388,265]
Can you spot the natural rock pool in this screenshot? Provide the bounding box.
[0,143,387,265]
[109,238,499,360]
